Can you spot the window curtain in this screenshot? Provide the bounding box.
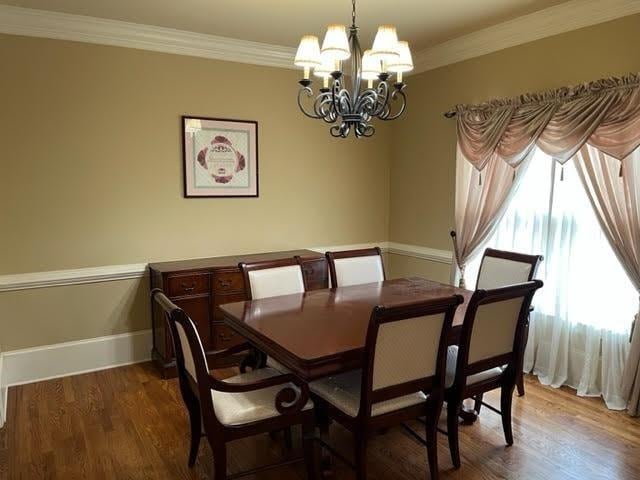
[452,73,640,285]
[574,145,640,415]
[451,73,640,414]
[464,152,636,410]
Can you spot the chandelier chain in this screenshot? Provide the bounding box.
[351,0,356,27]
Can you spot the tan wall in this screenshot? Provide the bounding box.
[2,14,639,351]
[386,254,451,284]
[0,34,391,350]
[0,35,391,274]
[389,14,640,261]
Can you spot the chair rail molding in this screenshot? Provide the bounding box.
[1,1,638,74]
[387,242,453,265]
[0,263,149,292]
[0,242,453,292]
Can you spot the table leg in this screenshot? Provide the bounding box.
[459,398,479,425]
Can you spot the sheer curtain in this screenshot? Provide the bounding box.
[465,148,637,409]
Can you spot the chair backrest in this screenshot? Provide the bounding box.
[476,248,543,289]
[454,280,543,387]
[152,289,224,433]
[239,257,307,300]
[359,295,464,418]
[151,289,209,387]
[326,247,386,288]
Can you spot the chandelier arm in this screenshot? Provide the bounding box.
[380,89,407,120]
[314,92,335,119]
[297,87,325,119]
[370,81,391,117]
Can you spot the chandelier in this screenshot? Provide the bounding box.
[294,0,413,138]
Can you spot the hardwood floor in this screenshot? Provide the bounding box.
[1,362,639,479]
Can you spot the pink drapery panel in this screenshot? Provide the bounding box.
[455,74,640,171]
[575,146,640,416]
[453,146,532,285]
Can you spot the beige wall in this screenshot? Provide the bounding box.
[389,14,640,259]
[0,35,391,274]
[0,35,390,350]
[2,14,639,351]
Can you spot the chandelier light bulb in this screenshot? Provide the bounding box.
[371,25,400,62]
[321,24,351,61]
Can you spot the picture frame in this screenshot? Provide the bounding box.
[182,116,259,198]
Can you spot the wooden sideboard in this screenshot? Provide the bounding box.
[149,249,328,378]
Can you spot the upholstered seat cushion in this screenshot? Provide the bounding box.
[309,370,427,418]
[213,367,312,426]
[266,356,291,374]
[445,346,504,389]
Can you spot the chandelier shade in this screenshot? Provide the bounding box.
[321,24,351,61]
[388,41,414,72]
[294,35,322,68]
[361,50,382,80]
[294,0,411,138]
[371,25,400,62]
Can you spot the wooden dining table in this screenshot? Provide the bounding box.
[219,277,472,382]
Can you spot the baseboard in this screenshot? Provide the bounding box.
[1,329,152,388]
[0,353,5,428]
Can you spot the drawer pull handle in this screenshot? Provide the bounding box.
[218,279,233,288]
[181,282,196,292]
[218,332,235,342]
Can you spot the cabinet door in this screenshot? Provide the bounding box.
[173,296,211,351]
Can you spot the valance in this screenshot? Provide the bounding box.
[450,73,640,172]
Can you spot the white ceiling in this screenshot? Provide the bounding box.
[0,0,571,49]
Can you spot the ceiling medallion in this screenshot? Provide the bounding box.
[294,0,413,138]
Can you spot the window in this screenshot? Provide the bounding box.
[466,149,637,333]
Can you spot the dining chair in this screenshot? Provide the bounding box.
[238,256,310,449]
[239,256,308,373]
[444,280,543,470]
[325,247,386,287]
[240,256,308,301]
[151,289,317,480]
[476,248,543,396]
[309,294,464,480]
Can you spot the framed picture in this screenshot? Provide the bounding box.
[182,116,259,197]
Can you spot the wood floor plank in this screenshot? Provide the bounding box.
[0,364,639,479]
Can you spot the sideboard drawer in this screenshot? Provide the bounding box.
[212,324,244,350]
[213,270,244,293]
[168,273,209,297]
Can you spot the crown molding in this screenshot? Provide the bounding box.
[0,4,296,69]
[412,0,640,73]
[2,2,639,74]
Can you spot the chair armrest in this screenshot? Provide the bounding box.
[208,372,309,415]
